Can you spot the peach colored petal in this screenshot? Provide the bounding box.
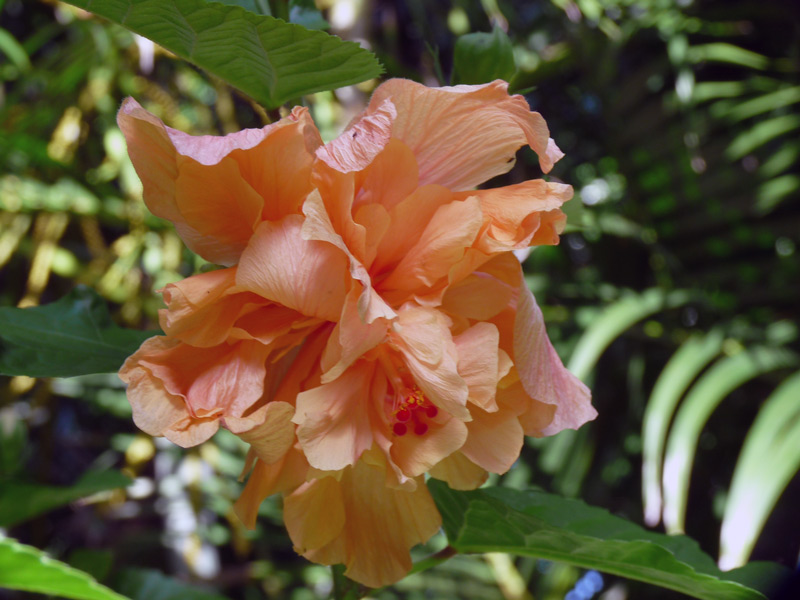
[381,196,483,291]
[271,328,330,406]
[460,405,524,474]
[159,267,266,347]
[454,322,502,412]
[497,376,558,436]
[284,476,346,550]
[235,447,309,529]
[452,180,572,253]
[364,79,562,191]
[441,270,515,321]
[293,361,376,470]
[173,156,264,265]
[225,401,295,465]
[117,99,319,265]
[231,304,319,345]
[514,269,597,434]
[389,414,468,477]
[315,98,396,173]
[301,189,395,323]
[353,138,419,213]
[320,287,388,384]
[371,183,453,277]
[429,451,488,490]
[391,307,470,421]
[162,415,220,448]
[284,451,441,588]
[119,337,189,438]
[236,215,349,322]
[137,339,271,420]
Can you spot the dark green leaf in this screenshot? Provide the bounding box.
[428,481,786,600]
[0,469,132,527]
[63,0,381,108]
[0,286,156,377]
[114,568,230,600]
[0,537,129,600]
[452,27,516,85]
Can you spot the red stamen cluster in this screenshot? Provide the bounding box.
[391,387,438,437]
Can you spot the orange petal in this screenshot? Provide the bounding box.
[441,270,515,321]
[159,267,266,347]
[234,447,309,529]
[364,79,562,191]
[354,138,420,213]
[391,307,470,421]
[225,401,296,465]
[381,196,483,291]
[293,361,377,470]
[284,476,346,550]
[389,414,468,477]
[136,338,271,421]
[316,98,396,173]
[453,180,572,252]
[119,336,190,438]
[454,322,503,412]
[497,376,557,436]
[429,451,488,490]
[236,215,349,322]
[514,269,597,434]
[460,405,524,475]
[320,287,389,384]
[301,189,395,323]
[283,451,441,588]
[117,99,319,265]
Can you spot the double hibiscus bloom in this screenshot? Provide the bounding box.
[118,79,596,587]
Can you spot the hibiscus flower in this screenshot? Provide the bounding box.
[118,79,596,587]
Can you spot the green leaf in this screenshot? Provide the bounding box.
[452,27,516,85]
[0,286,155,378]
[568,289,693,381]
[642,329,724,527]
[114,568,230,600]
[0,469,132,527]
[428,481,786,600]
[661,346,799,534]
[63,0,381,108]
[0,536,129,600]
[720,370,800,569]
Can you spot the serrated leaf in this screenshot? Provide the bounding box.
[114,568,230,600]
[64,0,381,108]
[0,286,156,378]
[0,537,129,600]
[452,27,516,85]
[428,481,786,600]
[0,469,132,527]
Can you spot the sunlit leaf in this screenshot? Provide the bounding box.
[720,371,800,569]
[726,114,800,160]
[688,43,770,70]
[0,469,131,527]
[63,0,382,108]
[568,289,693,381]
[642,329,724,526]
[661,347,799,533]
[0,537,129,600]
[0,286,156,378]
[428,481,785,600]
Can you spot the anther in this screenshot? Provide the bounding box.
[396,408,411,422]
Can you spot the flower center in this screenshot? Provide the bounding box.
[390,386,438,437]
[377,347,439,437]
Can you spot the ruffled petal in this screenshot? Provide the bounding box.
[225,401,296,465]
[284,451,441,588]
[460,405,524,474]
[236,215,349,322]
[389,414,468,477]
[293,361,377,471]
[284,476,346,550]
[354,138,420,213]
[117,99,319,265]
[429,451,488,490]
[234,447,309,529]
[315,98,396,173]
[454,322,503,412]
[363,79,562,191]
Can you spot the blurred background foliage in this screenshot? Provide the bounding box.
[1,0,798,598]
